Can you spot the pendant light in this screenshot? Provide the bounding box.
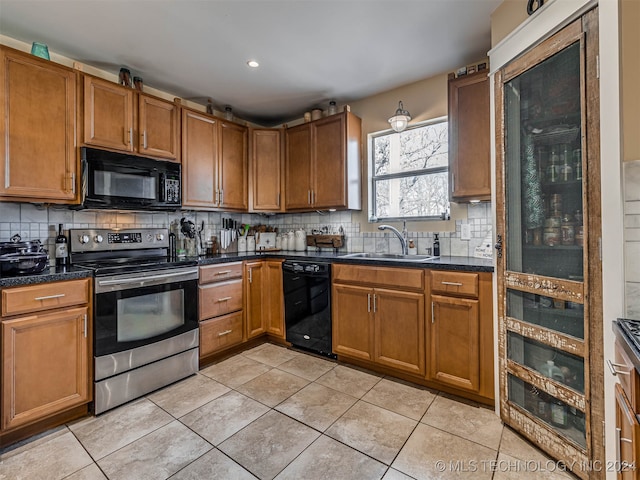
[388,101,411,132]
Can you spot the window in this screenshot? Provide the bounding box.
[370,118,450,221]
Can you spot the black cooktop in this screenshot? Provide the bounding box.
[74,256,198,276]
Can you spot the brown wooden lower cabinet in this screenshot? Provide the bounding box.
[615,384,640,479]
[199,259,285,362]
[1,278,92,436]
[198,263,244,359]
[264,260,284,338]
[429,294,480,392]
[332,264,426,376]
[427,270,493,401]
[245,260,266,339]
[332,263,493,404]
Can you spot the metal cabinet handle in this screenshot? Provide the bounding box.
[432,301,435,323]
[143,130,148,149]
[608,360,631,376]
[367,293,371,313]
[308,190,311,204]
[70,172,76,195]
[218,329,233,337]
[441,281,463,286]
[311,190,315,205]
[83,314,88,338]
[249,268,252,284]
[34,293,65,301]
[220,189,224,205]
[616,427,633,471]
[215,270,231,275]
[373,294,377,313]
[216,297,232,303]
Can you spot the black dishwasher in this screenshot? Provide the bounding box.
[283,260,335,359]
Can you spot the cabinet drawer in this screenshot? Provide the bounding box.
[199,279,243,320]
[200,311,244,357]
[2,279,90,317]
[430,271,478,298]
[199,262,243,284]
[333,264,424,291]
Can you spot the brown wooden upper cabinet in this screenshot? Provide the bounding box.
[181,108,248,211]
[0,46,78,203]
[285,111,361,211]
[251,128,283,212]
[83,75,179,161]
[448,71,490,202]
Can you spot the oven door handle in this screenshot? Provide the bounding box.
[97,269,199,287]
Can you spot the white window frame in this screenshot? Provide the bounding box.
[368,117,450,222]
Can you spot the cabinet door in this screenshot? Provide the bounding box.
[615,384,639,479]
[496,13,599,460]
[0,48,77,202]
[245,261,265,339]
[332,284,373,361]
[374,288,425,376]
[83,76,133,152]
[429,294,480,393]
[313,114,346,209]
[182,109,218,208]
[2,307,89,430]
[219,121,248,211]
[138,95,179,160]
[265,260,284,338]
[448,72,490,201]
[252,129,282,211]
[285,124,312,209]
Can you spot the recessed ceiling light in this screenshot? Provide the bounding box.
[247,60,259,68]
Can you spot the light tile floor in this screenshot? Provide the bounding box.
[0,343,577,480]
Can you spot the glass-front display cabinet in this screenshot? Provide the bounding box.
[495,9,603,478]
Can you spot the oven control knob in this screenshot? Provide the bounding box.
[94,235,103,244]
[79,234,90,244]
[156,233,165,241]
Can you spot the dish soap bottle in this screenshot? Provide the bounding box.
[55,223,68,267]
[433,233,440,256]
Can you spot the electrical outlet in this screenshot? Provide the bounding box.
[461,223,471,240]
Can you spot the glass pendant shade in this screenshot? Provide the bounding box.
[388,101,411,132]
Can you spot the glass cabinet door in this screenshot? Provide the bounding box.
[495,10,601,474]
[504,41,584,281]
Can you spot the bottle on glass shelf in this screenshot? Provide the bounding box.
[55,223,68,267]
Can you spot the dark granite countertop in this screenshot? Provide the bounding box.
[0,252,493,289]
[0,265,93,288]
[197,251,494,272]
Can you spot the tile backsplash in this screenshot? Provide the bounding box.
[0,201,493,262]
[624,160,640,319]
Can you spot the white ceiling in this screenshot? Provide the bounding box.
[0,0,502,126]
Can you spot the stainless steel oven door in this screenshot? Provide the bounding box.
[94,267,198,374]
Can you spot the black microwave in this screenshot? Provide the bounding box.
[79,147,181,211]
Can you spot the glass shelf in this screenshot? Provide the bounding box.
[509,375,586,449]
[507,332,584,393]
[507,289,584,339]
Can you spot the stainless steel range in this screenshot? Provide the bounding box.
[69,228,199,414]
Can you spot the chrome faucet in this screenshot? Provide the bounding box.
[378,221,408,255]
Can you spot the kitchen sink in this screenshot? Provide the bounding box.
[339,252,437,262]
